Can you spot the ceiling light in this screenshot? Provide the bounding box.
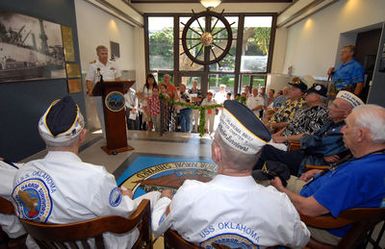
[200,0,222,9]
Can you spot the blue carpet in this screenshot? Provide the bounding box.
[115,153,217,199]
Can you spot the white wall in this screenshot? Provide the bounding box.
[282,0,385,78]
[75,0,136,72]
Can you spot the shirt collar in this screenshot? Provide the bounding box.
[342,59,355,66]
[97,59,110,67]
[44,151,82,162]
[210,174,257,188]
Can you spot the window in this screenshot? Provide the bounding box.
[241,16,273,73]
[148,17,174,71]
[209,16,238,73]
[145,14,275,94]
[179,16,205,71]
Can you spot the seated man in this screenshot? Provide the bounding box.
[271,104,385,246]
[152,100,310,248]
[11,96,160,249]
[255,91,363,176]
[267,77,307,131]
[0,159,29,247]
[273,84,330,143]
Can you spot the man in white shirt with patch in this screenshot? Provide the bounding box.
[11,96,160,249]
[152,100,310,248]
[86,45,121,135]
[246,88,265,117]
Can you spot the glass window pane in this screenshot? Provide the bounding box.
[252,75,266,88]
[179,17,204,71]
[181,76,202,90]
[241,16,272,73]
[209,16,238,73]
[148,17,174,71]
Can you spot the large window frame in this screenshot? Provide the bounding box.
[144,12,277,95]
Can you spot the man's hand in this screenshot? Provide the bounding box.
[299,169,323,182]
[161,189,174,199]
[273,136,287,143]
[327,67,335,76]
[271,177,285,192]
[120,187,133,199]
[324,155,340,163]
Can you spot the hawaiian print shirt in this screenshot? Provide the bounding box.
[269,98,306,124]
[283,105,330,136]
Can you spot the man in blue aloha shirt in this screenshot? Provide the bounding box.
[271,104,385,246]
[328,45,364,96]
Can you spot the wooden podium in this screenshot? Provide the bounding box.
[98,80,135,155]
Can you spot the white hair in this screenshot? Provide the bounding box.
[352,104,385,144]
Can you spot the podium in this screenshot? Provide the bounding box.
[95,80,135,155]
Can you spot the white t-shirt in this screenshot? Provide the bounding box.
[152,174,310,248]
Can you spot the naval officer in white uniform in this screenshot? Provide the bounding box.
[152,100,310,248]
[86,45,121,136]
[11,96,160,249]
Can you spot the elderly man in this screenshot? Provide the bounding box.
[328,45,364,96]
[246,88,265,117]
[255,91,363,177]
[267,77,307,131]
[152,100,310,248]
[11,96,160,249]
[86,45,121,136]
[272,87,289,109]
[273,84,330,143]
[271,104,385,246]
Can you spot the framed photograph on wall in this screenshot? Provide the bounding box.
[0,11,66,83]
[110,41,120,61]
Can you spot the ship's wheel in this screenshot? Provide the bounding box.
[181,9,234,66]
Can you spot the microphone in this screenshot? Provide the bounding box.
[96,67,103,83]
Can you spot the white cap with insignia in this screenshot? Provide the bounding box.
[336,91,364,108]
[217,100,271,154]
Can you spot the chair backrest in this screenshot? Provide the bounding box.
[164,230,202,249]
[0,196,15,215]
[20,199,153,249]
[301,208,385,249]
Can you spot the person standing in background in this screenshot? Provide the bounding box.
[246,88,265,117]
[148,87,161,132]
[138,74,158,130]
[328,45,365,96]
[201,92,217,134]
[178,84,192,133]
[124,86,139,130]
[188,80,202,133]
[86,45,121,136]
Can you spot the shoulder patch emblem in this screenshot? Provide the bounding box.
[89,60,96,64]
[12,178,53,222]
[109,187,123,207]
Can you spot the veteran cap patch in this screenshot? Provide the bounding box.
[336,90,364,108]
[217,100,271,154]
